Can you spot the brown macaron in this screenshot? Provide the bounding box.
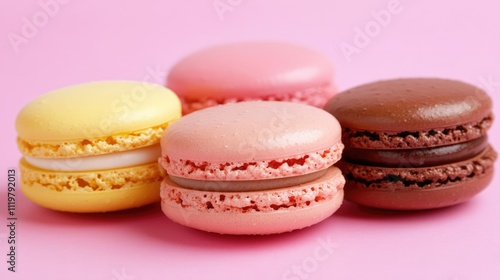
[324,78,497,210]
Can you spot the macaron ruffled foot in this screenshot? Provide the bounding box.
[16,81,181,212]
[158,101,345,234]
[167,41,336,114]
[325,78,497,210]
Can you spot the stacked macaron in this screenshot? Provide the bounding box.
[325,78,497,210]
[16,81,181,212]
[167,41,336,114]
[158,101,345,234]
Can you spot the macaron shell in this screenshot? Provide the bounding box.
[161,143,343,181]
[22,180,161,213]
[340,144,496,189]
[325,78,492,131]
[162,101,342,162]
[19,159,164,212]
[16,81,181,141]
[167,41,334,100]
[340,145,496,210]
[179,85,335,115]
[338,116,491,150]
[162,190,343,235]
[160,167,345,235]
[344,170,493,210]
[18,124,167,158]
[343,136,489,167]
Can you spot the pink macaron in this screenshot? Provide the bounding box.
[167,41,336,114]
[158,101,345,235]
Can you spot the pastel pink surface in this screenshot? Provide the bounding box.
[2,1,500,279]
[159,101,343,180]
[167,41,335,100]
[160,167,345,235]
[161,101,341,161]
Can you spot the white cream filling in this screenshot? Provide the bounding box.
[24,144,161,171]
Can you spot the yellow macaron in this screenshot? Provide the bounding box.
[16,81,181,212]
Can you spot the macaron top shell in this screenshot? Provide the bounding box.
[16,81,181,141]
[162,101,341,162]
[325,78,492,131]
[167,41,334,100]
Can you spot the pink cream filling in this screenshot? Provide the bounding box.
[159,143,343,181]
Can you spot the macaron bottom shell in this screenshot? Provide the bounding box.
[343,170,493,210]
[340,145,496,210]
[160,167,345,235]
[19,159,164,212]
[162,190,343,235]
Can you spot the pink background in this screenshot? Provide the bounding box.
[1,0,499,279]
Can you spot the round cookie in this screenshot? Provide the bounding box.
[16,81,181,212]
[324,78,497,210]
[167,41,335,114]
[158,101,345,234]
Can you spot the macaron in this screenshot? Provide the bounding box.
[324,78,497,210]
[167,41,335,114]
[16,81,181,212]
[158,101,345,234]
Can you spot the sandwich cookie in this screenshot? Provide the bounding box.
[159,101,345,234]
[324,78,497,210]
[16,81,181,212]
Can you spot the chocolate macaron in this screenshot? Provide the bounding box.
[324,78,497,210]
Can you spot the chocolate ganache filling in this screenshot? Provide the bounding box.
[343,136,488,167]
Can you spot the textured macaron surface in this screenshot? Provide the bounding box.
[325,78,493,149]
[341,144,496,190]
[161,167,345,214]
[19,159,163,192]
[16,81,181,157]
[19,158,165,213]
[167,41,334,101]
[343,136,489,167]
[159,101,343,180]
[325,78,496,209]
